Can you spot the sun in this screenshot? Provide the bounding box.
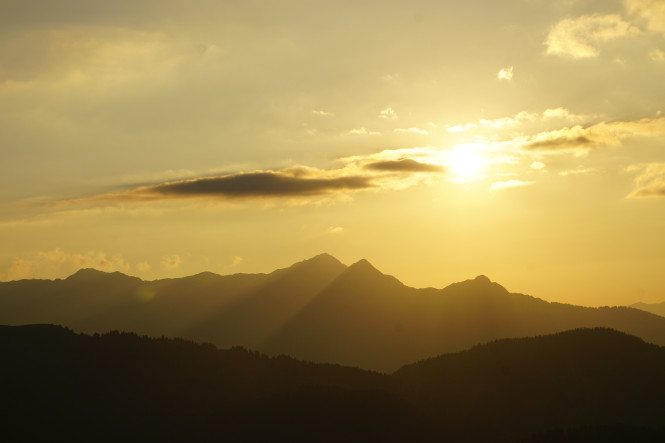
[449,149,484,181]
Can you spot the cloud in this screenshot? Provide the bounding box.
[161,254,181,269]
[542,107,594,122]
[559,168,597,176]
[348,127,380,135]
[446,123,478,133]
[136,261,152,272]
[627,163,665,198]
[649,48,665,61]
[379,107,398,120]
[530,161,546,170]
[63,153,448,206]
[3,248,131,280]
[524,126,598,151]
[445,108,596,135]
[55,147,471,209]
[521,117,665,153]
[545,14,638,58]
[497,66,513,80]
[363,159,444,173]
[327,226,344,234]
[231,256,244,266]
[446,111,539,133]
[394,127,429,135]
[489,180,533,192]
[479,111,537,129]
[625,0,665,35]
[5,259,34,281]
[312,109,334,117]
[147,171,374,199]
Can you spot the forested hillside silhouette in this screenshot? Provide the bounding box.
[3,325,665,442]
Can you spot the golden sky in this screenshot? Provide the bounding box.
[2,0,665,306]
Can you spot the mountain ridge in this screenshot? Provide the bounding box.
[3,253,665,371]
[632,301,665,318]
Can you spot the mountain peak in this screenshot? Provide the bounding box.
[307,253,345,266]
[443,274,509,296]
[337,258,405,288]
[66,268,140,283]
[347,258,379,273]
[66,268,110,280]
[286,253,346,272]
[474,275,491,284]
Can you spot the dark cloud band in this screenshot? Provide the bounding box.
[363,158,443,172]
[149,172,373,198]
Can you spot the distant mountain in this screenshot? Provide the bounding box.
[0,253,346,349]
[261,261,665,371]
[631,301,665,318]
[3,254,665,371]
[3,325,665,442]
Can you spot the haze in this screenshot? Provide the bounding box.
[2,0,665,306]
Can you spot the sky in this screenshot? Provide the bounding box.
[2,0,665,306]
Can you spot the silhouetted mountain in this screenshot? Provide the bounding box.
[66,267,141,283]
[0,254,347,350]
[631,301,665,318]
[3,255,665,372]
[262,264,665,371]
[185,253,347,348]
[3,325,665,442]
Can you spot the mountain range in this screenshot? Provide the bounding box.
[631,301,665,318]
[3,253,665,371]
[3,325,665,442]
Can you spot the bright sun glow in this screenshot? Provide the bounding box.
[449,149,484,181]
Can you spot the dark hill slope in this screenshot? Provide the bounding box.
[0,324,427,443]
[395,328,665,442]
[3,325,665,442]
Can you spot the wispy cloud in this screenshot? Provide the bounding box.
[545,14,638,58]
[347,127,380,135]
[446,123,478,133]
[625,0,665,35]
[394,127,430,135]
[520,117,665,153]
[627,163,665,198]
[327,226,345,234]
[542,107,596,123]
[312,109,335,117]
[523,126,598,152]
[489,180,533,192]
[559,167,597,176]
[649,48,665,61]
